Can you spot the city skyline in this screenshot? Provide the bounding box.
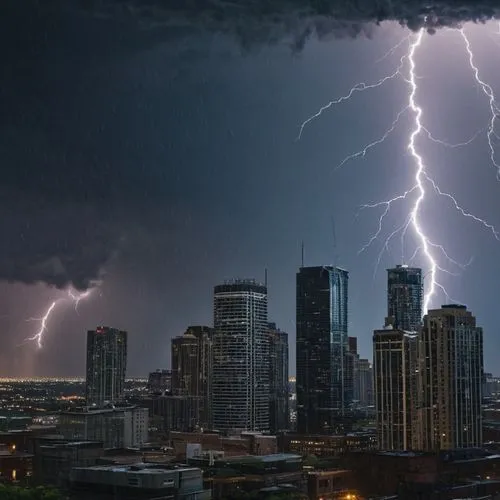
[2,2,500,377]
[0,260,495,378]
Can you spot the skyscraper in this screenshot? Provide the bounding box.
[417,304,483,450]
[86,326,127,407]
[356,358,374,407]
[212,279,269,432]
[386,265,423,331]
[296,266,349,434]
[171,326,213,429]
[147,369,172,394]
[373,327,419,451]
[268,322,289,433]
[344,336,358,408]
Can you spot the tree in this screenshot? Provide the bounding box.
[0,485,63,500]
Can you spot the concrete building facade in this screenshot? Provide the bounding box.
[212,279,269,432]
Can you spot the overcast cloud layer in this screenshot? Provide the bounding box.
[1,0,498,291]
[77,0,500,44]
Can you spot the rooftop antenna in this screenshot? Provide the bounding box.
[301,241,305,268]
[331,215,339,268]
[264,268,268,288]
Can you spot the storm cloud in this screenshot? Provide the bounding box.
[75,0,500,45]
[1,0,499,291]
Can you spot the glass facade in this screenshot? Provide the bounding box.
[171,326,213,429]
[85,326,127,407]
[296,266,350,434]
[386,265,423,331]
[268,323,289,433]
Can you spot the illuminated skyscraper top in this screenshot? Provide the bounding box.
[386,265,423,332]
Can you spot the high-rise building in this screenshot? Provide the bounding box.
[268,322,289,433]
[85,326,127,407]
[356,358,374,407]
[386,265,423,331]
[373,328,419,451]
[147,369,172,394]
[345,336,358,408]
[212,279,269,432]
[171,326,213,429]
[417,304,483,450]
[296,266,350,434]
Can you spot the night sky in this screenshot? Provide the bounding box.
[2,1,500,377]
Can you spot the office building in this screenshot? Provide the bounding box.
[171,326,213,429]
[296,266,350,434]
[212,279,269,432]
[70,464,211,499]
[417,304,483,450]
[268,323,289,433]
[373,327,419,450]
[386,265,423,331]
[59,406,148,448]
[345,336,358,407]
[147,369,172,394]
[357,358,374,407]
[85,326,127,407]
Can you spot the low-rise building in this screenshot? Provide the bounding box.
[59,406,148,448]
[168,431,277,460]
[70,463,211,499]
[34,440,104,487]
[0,444,33,483]
[278,433,377,458]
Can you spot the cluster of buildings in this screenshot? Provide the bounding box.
[374,265,483,451]
[145,274,373,436]
[0,262,491,499]
[81,263,484,455]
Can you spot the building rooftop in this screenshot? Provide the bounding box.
[221,453,301,464]
[73,463,198,474]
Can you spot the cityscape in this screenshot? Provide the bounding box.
[1,263,500,499]
[4,1,500,500]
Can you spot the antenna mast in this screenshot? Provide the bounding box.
[301,241,304,268]
[331,215,339,267]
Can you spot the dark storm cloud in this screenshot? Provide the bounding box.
[0,0,497,290]
[0,189,123,291]
[76,0,500,46]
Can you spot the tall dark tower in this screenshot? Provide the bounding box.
[171,326,213,429]
[268,322,289,433]
[386,265,423,331]
[296,266,349,434]
[85,326,127,407]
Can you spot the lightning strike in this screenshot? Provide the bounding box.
[459,28,500,178]
[407,29,439,314]
[296,52,407,141]
[25,301,59,349]
[298,26,500,314]
[335,106,408,170]
[375,35,410,64]
[25,288,95,348]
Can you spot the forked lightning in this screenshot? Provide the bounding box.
[298,26,500,313]
[25,289,95,348]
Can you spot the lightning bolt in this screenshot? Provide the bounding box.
[25,288,95,348]
[298,27,499,314]
[459,28,500,179]
[67,289,93,313]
